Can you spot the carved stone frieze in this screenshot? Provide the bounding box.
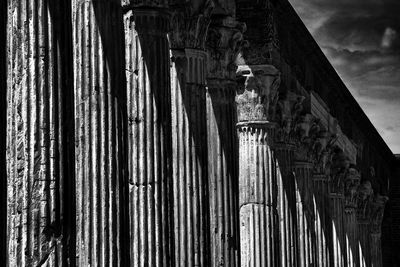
[235,64,281,123]
[169,0,215,49]
[206,17,246,80]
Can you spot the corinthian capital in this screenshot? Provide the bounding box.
[235,64,281,123]
[344,166,361,212]
[206,17,246,80]
[370,194,388,234]
[169,0,215,49]
[274,91,305,144]
[357,180,374,220]
[329,148,350,194]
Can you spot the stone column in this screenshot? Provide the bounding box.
[343,167,361,267]
[169,2,213,266]
[1,0,7,263]
[274,91,304,267]
[329,149,349,267]
[293,114,318,267]
[206,17,244,267]
[313,173,331,267]
[122,1,173,265]
[369,194,388,267]
[72,0,129,265]
[235,64,281,267]
[312,131,333,267]
[356,180,373,267]
[7,1,74,265]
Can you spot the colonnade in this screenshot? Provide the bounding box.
[4,0,388,266]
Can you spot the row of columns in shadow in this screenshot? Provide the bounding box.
[1,1,388,266]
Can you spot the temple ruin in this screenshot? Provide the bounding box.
[1,0,398,266]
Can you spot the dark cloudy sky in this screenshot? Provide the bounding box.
[288,0,400,154]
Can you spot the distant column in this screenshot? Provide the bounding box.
[236,64,281,267]
[122,1,174,265]
[7,1,74,265]
[274,91,305,267]
[369,194,388,267]
[293,114,318,267]
[311,130,336,267]
[356,180,374,267]
[206,17,244,267]
[72,0,129,265]
[343,167,361,267]
[169,2,214,266]
[329,149,349,267]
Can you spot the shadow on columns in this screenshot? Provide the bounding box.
[1,0,7,263]
[47,1,76,264]
[90,1,130,264]
[170,49,210,266]
[208,85,240,265]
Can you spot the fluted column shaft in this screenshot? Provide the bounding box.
[235,64,281,267]
[370,233,382,267]
[274,143,297,267]
[344,209,358,267]
[238,125,278,267]
[329,193,346,267]
[357,221,371,267]
[207,80,239,267]
[7,1,74,266]
[73,1,128,265]
[313,174,331,267]
[206,19,243,267]
[123,7,173,266]
[170,48,209,267]
[294,161,316,267]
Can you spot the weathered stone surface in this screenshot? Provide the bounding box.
[206,16,243,267]
[2,0,396,266]
[124,8,174,266]
[6,1,75,265]
[72,0,129,265]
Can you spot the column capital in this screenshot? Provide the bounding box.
[235,64,281,124]
[344,166,361,213]
[274,91,305,145]
[169,0,215,50]
[235,0,279,66]
[328,147,350,194]
[356,180,374,221]
[206,16,247,81]
[370,194,388,234]
[292,114,321,163]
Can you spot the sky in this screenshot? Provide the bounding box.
[288,0,400,154]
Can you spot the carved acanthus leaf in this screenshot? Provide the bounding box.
[169,0,215,49]
[370,194,388,234]
[328,148,350,194]
[356,180,374,220]
[344,166,361,212]
[235,64,281,122]
[206,17,247,79]
[274,91,305,144]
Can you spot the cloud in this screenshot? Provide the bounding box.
[289,0,400,153]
